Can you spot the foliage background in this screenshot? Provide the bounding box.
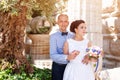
[0,0,67,79]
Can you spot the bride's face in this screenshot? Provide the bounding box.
[75,23,87,36]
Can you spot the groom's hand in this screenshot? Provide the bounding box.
[67,50,80,61]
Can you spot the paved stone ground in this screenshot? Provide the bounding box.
[33,59,120,80]
[33,59,52,69]
[98,67,120,80]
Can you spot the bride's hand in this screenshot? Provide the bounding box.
[82,54,90,65]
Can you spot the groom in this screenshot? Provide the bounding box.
[50,14,79,80]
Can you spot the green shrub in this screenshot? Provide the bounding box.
[0,67,51,80]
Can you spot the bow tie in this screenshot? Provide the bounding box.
[61,32,68,36]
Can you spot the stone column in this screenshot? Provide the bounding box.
[67,0,81,21]
[83,0,103,47]
[68,0,103,47]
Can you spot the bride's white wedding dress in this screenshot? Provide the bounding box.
[63,38,95,80]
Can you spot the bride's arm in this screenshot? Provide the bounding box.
[63,41,69,55]
[88,41,92,47]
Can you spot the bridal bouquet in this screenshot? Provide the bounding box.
[86,46,103,72]
[86,46,102,59]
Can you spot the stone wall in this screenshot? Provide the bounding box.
[102,0,120,69]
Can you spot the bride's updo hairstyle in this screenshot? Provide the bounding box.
[70,20,85,33]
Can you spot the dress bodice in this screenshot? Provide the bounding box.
[67,38,89,62]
